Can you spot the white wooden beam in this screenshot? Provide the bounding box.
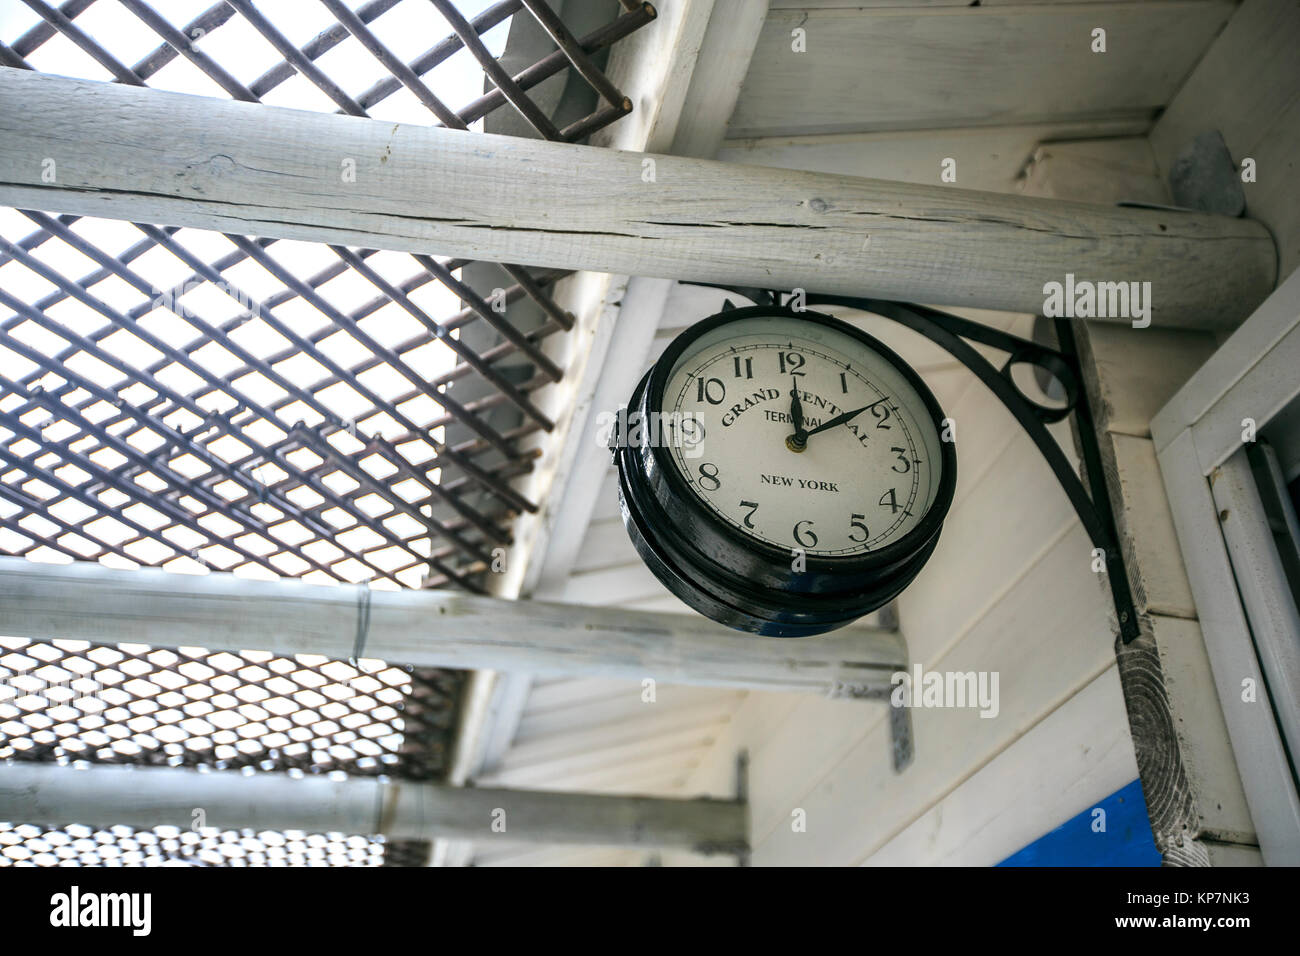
[0,762,747,854]
[0,557,905,695]
[457,0,771,808]
[0,67,1275,328]
[524,275,670,601]
[446,0,721,832]
[1012,120,1258,863]
[589,0,718,154]
[668,0,770,159]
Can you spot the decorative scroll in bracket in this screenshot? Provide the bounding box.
[691,282,1141,646]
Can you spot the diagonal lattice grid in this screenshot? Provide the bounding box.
[0,631,462,867]
[0,636,460,779]
[0,0,655,864]
[0,0,653,592]
[0,821,394,867]
[0,210,550,593]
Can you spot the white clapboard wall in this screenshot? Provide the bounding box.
[474,0,1273,865]
[656,336,1133,866]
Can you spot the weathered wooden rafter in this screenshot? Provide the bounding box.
[0,66,1276,329]
[0,556,905,696]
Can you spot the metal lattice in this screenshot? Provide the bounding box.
[0,821,391,867]
[0,632,461,866]
[0,636,459,778]
[0,0,653,590]
[0,212,546,592]
[0,0,655,865]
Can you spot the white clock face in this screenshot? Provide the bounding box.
[660,314,945,557]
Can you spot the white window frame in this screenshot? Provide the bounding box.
[1152,267,1300,865]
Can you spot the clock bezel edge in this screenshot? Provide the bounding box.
[637,305,957,581]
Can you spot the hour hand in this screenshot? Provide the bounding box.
[787,378,807,451]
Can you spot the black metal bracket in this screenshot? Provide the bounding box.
[687,282,1141,644]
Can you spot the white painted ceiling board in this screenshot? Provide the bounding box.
[770,0,1193,5]
[495,704,740,772]
[516,684,747,743]
[589,469,625,524]
[561,561,685,606]
[769,0,970,7]
[730,3,1236,138]
[473,844,640,867]
[487,724,726,786]
[1017,137,1172,204]
[622,593,710,614]
[521,676,650,714]
[572,517,643,575]
[900,430,1082,668]
[489,749,711,795]
[1149,0,1300,276]
[718,120,1151,192]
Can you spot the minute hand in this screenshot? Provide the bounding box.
[803,403,874,439]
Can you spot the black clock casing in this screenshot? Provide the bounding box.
[613,305,957,637]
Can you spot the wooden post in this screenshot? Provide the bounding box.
[0,557,904,696]
[0,762,748,854]
[0,67,1276,329]
[1022,136,1267,865]
[1075,321,1262,865]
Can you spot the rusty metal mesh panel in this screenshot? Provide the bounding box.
[0,0,656,865]
[0,212,546,593]
[0,636,459,778]
[0,822,390,867]
[0,635,460,865]
[0,0,648,138]
[0,0,654,590]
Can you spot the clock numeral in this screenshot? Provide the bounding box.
[667,416,705,445]
[733,356,753,379]
[778,351,805,374]
[869,398,892,429]
[739,500,759,528]
[696,377,726,405]
[840,371,849,394]
[793,519,818,549]
[698,462,721,491]
[879,488,900,514]
[891,447,911,473]
[848,513,869,543]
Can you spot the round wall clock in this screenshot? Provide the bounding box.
[614,305,956,637]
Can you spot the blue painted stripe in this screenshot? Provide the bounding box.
[997,779,1160,867]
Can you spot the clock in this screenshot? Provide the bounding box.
[614,305,956,637]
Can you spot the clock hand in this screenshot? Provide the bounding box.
[803,403,873,439]
[787,377,808,452]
